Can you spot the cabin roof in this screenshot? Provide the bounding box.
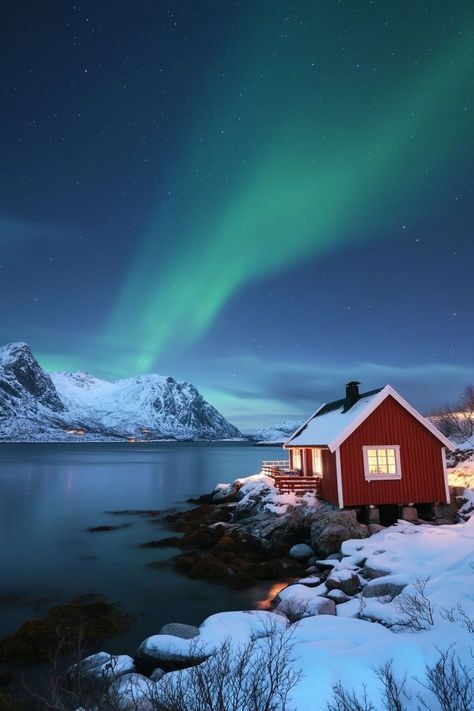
[285,388,381,448]
[284,384,455,452]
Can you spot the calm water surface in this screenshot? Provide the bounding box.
[0,442,283,653]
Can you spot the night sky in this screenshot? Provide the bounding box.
[1,1,473,428]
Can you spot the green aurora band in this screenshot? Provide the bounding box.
[106,9,473,373]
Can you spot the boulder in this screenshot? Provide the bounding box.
[135,633,211,673]
[288,543,315,560]
[311,510,369,556]
[159,623,199,639]
[313,559,338,570]
[327,589,351,604]
[273,584,336,620]
[326,569,360,596]
[368,523,385,534]
[362,580,406,599]
[68,652,135,684]
[297,575,321,587]
[108,673,157,710]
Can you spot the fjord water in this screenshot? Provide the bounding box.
[0,441,282,652]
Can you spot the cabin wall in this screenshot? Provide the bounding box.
[340,395,447,506]
[320,448,339,505]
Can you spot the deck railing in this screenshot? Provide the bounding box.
[261,459,290,475]
[272,475,321,495]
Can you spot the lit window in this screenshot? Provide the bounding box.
[292,449,302,470]
[312,448,322,475]
[363,446,401,480]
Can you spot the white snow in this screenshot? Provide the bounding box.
[108,672,157,711]
[213,473,320,515]
[283,518,474,708]
[286,391,380,447]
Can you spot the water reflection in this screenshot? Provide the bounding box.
[0,442,283,651]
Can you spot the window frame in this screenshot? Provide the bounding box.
[292,448,302,470]
[312,448,322,475]
[362,445,402,481]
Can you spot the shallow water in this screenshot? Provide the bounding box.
[0,441,283,654]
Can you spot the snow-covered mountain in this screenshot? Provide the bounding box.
[244,419,303,444]
[0,342,242,441]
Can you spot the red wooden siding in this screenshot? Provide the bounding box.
[305,449,312,475]
[340,395,447,506]
[320,448,338,505]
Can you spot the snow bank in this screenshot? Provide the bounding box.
[287,518,474,708]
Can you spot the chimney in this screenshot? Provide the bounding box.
[344,381,361,412]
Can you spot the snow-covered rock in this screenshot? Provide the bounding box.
[0,342,241,441]
[326,569,361,596]
[108,673,157,711]
[135,609,288,673]
[362,578,406,599]
[327,588,351,604]
[135,634,211,672]
[275,584,336,618]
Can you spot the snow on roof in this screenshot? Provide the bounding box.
[285,384,455,452]
[285,390,381,448]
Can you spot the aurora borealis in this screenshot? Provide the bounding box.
[1,1,474,426]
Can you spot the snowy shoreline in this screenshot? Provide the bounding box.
[66,463,474,710]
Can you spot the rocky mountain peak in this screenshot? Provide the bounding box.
[0,342,64,414]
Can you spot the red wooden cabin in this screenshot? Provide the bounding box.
[283,382,454,509]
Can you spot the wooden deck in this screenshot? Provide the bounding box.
[261,460,320,495]
[271,474,321,495]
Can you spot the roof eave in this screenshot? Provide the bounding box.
[283,402,327,448]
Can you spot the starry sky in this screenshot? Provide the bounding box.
[1,1,473,428]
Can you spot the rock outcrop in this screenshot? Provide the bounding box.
[310,509,369,555]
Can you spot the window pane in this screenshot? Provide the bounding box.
[365,446,400,477]
[312,449,321,473]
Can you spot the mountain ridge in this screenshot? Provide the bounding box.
[0,342,242,442]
